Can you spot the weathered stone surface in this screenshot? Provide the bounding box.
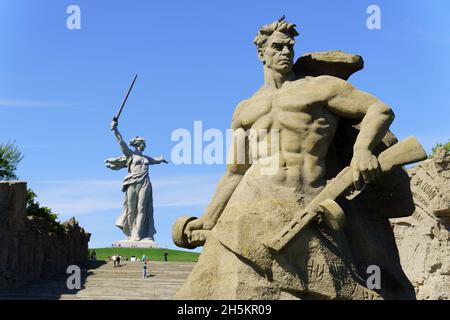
[0,261,194,300]
[0,182,90,290]
[173,18,420,300]
[391,147,450,300]
[294,50,364,80]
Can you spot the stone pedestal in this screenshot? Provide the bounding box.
[114,239,158,248]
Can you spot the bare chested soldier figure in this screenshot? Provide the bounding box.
[175,18,415,300]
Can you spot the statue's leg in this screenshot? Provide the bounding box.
[147,186,156,239]
[139,180,155,240]
[126,184,139,240]
[115,194,130,237]
[136,180,153,240]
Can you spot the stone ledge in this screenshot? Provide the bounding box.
[113,239,158,248]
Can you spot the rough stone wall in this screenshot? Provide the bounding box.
[391,147,450,300]
[0,181,90,289]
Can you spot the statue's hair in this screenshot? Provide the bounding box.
[253,16,299,50]
[129,136,146,148]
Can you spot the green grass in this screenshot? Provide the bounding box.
[89,247,200,262]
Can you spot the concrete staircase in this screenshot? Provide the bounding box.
[0,261,194,300]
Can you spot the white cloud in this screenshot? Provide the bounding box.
[0,99,74,108]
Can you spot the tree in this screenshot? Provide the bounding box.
[0,141,63,232]
[0,142,23,180]
[430,140,450,158]
[26,189,64,233]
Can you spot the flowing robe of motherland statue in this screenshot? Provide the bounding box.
[173,18,421,300]
[106,121,167,242]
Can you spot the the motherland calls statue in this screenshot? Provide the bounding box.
[105,75,168,247]
[172,17,427,299]
[106,120,168,244]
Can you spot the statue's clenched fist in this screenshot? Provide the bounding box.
[110,120,118,131]
[350,149,381,189]
[184,218,207,247]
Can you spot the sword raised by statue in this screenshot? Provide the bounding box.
[112,73,138,124]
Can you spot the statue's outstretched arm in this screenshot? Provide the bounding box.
[111,120,132,158]
[325,76,395,188]
[184,112,251,246]
[146,155,169,165]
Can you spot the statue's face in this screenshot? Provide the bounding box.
[259,31,295,74]
[137,142,146,152]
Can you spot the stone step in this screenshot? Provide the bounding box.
[0,261,194,300]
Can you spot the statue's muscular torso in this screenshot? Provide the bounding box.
[235,76,339,200]
[196,74,388,230]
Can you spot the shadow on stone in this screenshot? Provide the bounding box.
[0,260,106,300]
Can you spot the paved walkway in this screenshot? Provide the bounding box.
[0,261,194,300]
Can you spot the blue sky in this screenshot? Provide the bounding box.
[1,1,449,249]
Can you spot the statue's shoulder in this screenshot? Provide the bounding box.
[237,86,274,110]
[230,98,252,128]
[307,74,350,90]
[233,95,257,115]
[236,97,252,109]
[244,86,266,103]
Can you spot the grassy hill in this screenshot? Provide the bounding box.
[89,247,200,262]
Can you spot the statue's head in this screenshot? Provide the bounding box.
[253,16,299,75]
[129,136,146,152]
